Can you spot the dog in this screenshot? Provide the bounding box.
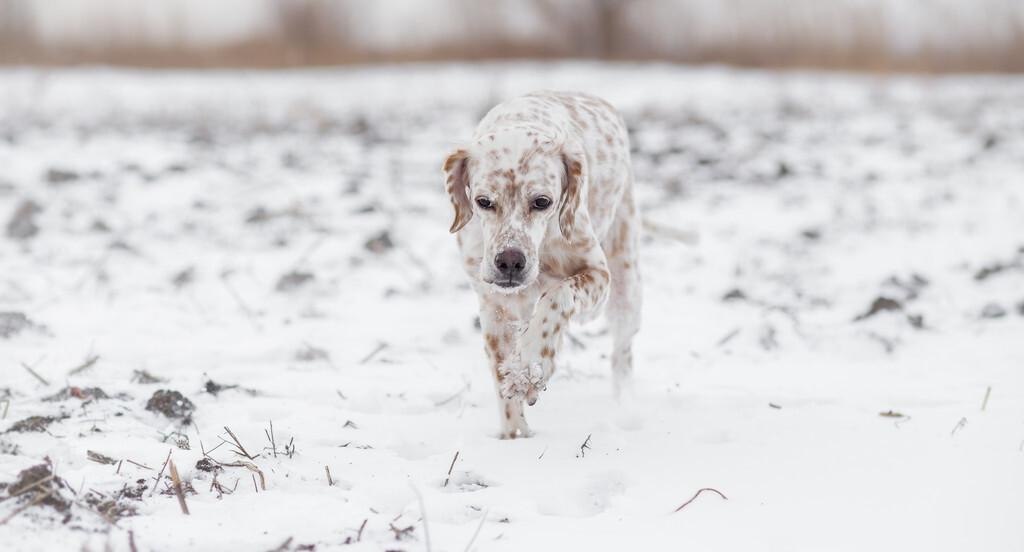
[443,91,641,438]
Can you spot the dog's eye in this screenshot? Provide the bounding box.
[531,196,553,210]
[475,197,493,210]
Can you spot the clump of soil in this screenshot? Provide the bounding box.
[159,480,197,497]
[131,370,166,384]
[5,461,72,513]
[4,414,67,434]
[203,380,238,396]
[82,479,147,522]
[0,312,46,339]
[118,479,149,500]
[981,303,1007,319]
[276,270,315,292]
[0,439,19,455]
[853,296,924,329]
[171,266,195,288]
[364,230,394,253]
[44,168,80,185]
[721,288,747,302]
[5,200,41,240]
[244,205,272,224]
[145,390,195,422]
[83,490,137,522]
[294,344,330,362]
[42,386,110,402]
[245,204,307,225]
[974,260,1021,281]
[854,297,903,320]
[195,458,222,474]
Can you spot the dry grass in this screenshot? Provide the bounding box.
[2,0,1024,72]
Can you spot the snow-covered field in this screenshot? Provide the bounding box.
[1,63,1023,551]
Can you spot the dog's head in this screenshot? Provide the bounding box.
[444,129,584,292]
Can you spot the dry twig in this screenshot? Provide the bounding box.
[578,434,592,458]
[68,354,101,376]
[149,449,173,497]
[673,488,728,512]
[410,484,432,551]
[463,510,489,552]
[20,361,49,386]
[264,420,277,458]
[168,460,189,515]
[87,450,117,465]
[434,382,470,407]
[223,426,258,460]
[359,342,388,364]
[125,459,153,471]
[443,451,460,487]
[220,461,266,490]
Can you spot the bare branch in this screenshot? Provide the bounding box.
[443,451,460,487]
[673,488,728,512]
[168,460,190,515]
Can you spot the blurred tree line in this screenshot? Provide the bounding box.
[2,0,1023,72]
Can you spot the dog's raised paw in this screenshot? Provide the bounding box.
[498,361,531,400]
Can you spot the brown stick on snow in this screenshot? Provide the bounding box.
[265,420,277,458]
[578,434,592,458]
[125,459,153,470]
[220,461,267,490]
[20,362,49,386]
[149,449,173,497]
[68,354,101,376]
[325,465,334,486]
[223,426,257,460]
[673,488,728,512]
[443,451,460,487]
[168,460,190,515]
[359,342,387,364]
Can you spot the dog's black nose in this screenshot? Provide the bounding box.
[494,249,526,277]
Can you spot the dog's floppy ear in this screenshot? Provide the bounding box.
[559,151,584,241]
[443,149,472,233]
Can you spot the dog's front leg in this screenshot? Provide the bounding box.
[478,291,538,438]
[521,260,610,405]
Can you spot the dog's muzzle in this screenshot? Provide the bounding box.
[493,248,527,288]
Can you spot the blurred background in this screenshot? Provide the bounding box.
[3,0,1024,71]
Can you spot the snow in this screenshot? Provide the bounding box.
[1,63,1023,551]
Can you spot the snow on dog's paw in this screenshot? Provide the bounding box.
[498,360,530,400]
[523,360,546,405]
[503,363,543,402]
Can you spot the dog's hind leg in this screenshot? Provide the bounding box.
[604,185,642,399]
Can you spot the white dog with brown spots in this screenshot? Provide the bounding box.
[443,91,642,439]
